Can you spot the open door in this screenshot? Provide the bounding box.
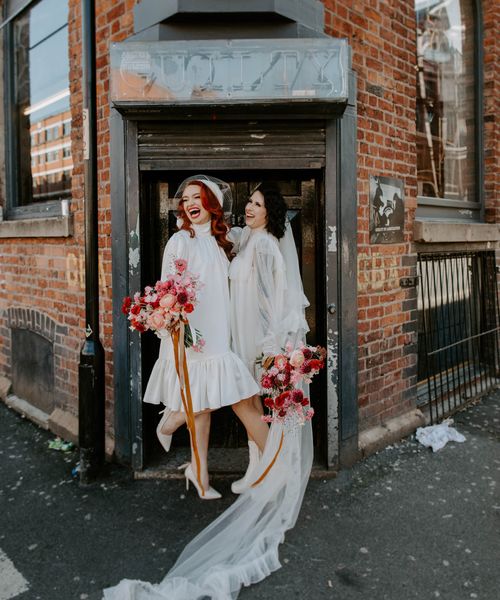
[139,170,328,470]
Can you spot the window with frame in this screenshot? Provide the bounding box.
[415,0,481,221]
[3,0,71,218]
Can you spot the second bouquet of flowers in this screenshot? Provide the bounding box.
[260,342,325,425]
[251,342,325,488]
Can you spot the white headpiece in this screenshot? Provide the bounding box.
[174,174,233,215]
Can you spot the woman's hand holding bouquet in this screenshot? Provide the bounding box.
[121,258,205,351]
[259,342,325,426]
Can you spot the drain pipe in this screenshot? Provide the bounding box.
[78,0,105,483]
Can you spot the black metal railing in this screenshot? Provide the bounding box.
[417,251,500,423]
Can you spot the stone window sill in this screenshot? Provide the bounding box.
[414,220,500,244]
[0,214,73,238]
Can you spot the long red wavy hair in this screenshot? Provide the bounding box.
[177,180,234,259]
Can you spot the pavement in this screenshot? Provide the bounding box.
[0,390,499,600]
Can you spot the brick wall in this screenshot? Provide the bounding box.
[0,0,138,453]
[322,0,419,430]
[0,0,497,454]
[483,1,500,222]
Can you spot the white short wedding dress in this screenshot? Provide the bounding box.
[143,221,259,412]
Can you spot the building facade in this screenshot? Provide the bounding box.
[0,0,498,473]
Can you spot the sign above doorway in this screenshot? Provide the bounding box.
[110,38,349,105]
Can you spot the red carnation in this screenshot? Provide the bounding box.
[290,389,304,404]
[130,304,142,315]
[274,391,289,409]
[184,303,194,313]
[131,319,146,333]
[264,397,274,409]
[300,361,312,374]
[261,375,273,389]
[121,296,132,315]
[309,359,323,371]
[177,291,188,305]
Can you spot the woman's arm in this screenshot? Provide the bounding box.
[160,233,188,280]
[254,240,284,355]
[227,226,243,254]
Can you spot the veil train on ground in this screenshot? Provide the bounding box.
[103,215,313,600]
[103,417,313,600]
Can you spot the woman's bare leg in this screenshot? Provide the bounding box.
[192,411,211,490]
[232,395,269,451]
[242,396,264,443]
[160,410,186,435]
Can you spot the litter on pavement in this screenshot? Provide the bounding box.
[415,419,466,452]
[48,437,74,452]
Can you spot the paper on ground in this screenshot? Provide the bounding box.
[416,419,466,452]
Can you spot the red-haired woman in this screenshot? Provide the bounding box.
[143,175,259,499]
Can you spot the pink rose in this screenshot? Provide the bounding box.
[159,294,176,309]
[289,350,305,368]
[147,310,167,331]
[274,355,288,371]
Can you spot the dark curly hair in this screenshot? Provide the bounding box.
[256,182,287,240]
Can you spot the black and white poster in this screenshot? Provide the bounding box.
[369,176,404,244]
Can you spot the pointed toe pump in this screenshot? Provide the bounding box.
[184,463,222,500]
[156,408,173,453]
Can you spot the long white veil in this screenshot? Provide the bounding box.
[103,223,313,600]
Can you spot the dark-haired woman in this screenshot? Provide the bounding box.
[103,182,312,599]
[229,183,309,493]
[143,175,259,499]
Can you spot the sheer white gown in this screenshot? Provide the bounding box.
[142,221,259,412]
[229,226,309,374]
[103,223,313,600]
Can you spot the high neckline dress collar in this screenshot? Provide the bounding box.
[192,221,212,237]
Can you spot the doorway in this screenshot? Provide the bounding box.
[111,113,356,471]
[139,170,328,469]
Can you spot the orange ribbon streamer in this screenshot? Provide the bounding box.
[172,322,204,496]
[251,430,285,488]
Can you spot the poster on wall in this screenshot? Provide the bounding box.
[369,175,405,244]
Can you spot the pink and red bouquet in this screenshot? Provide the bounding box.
[259,343,326,425]
[121,258,205,351]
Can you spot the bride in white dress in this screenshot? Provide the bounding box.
[103,180,313,600]
[229,182,310,493]
[142,175,259,498]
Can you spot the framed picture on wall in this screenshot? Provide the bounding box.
[369,176,405,244]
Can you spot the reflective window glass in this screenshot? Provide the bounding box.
[12,0,71,205]
[416,0,476,203]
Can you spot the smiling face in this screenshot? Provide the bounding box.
[245,190,268,230]
[181,184,211,225]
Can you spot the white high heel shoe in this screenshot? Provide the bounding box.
[156,408,173,453]
[184,463,222,500]
[231,440,262,494]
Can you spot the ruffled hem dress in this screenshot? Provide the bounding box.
[143,221,259,413]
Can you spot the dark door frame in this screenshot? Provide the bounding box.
[110,103,358,470]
